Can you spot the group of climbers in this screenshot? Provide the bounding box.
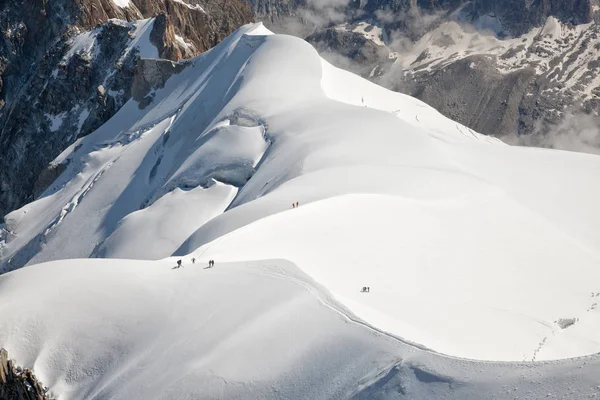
[171,199,373,292]
[173,258,215,269]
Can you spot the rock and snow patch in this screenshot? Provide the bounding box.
[335,21,385,46]
[556,318,577,329]
[61,28,101,65]
[353,22,385,46]
[46,113,66,132]
[129,18,159,59]
[174,34,191,49]
[395,15,600,101]
[76,108,90,132]
[172,0,206,13]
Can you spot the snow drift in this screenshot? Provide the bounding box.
[1,22,600,387]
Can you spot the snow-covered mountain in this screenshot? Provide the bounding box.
[0,0,252,218]
[1,23,600,398]
[3,0,598,219]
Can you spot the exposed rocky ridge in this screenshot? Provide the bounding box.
[0,348,52,400]
[245,0,305,25]
[405,56,538,138]
[74,0,252,58]
[244,0,349,36]
[0,17,139,218]
[0,0,252,217]
[146,1,253,60]
[131,58,190,107]
[307,26,389,66]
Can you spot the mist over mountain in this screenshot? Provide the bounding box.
[247,0,600,152]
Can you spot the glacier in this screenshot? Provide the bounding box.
[1,22,600,399]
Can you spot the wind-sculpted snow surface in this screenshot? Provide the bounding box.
[2,259,600,400]
[1,23,600,395]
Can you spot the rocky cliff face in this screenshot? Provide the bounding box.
[0,348,52,400]
[378,13,600,139]
[0,0,252,218]
[245,0,305,24]
[244,0,350,36]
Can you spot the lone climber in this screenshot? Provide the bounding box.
[176,260,182,268]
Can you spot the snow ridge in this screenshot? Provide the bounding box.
[1,23,600,389]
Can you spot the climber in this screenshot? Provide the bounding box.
[176,260,182,268]
[192,258,196,264]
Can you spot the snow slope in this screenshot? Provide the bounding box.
[3,259,600,400]
[0,258,394,400]
[2,22,600,367]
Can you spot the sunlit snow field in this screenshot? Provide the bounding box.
[1,22,600,400]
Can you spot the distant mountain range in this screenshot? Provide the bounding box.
[249,0,600,148]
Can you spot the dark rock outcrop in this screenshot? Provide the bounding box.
[0,348,52,400]
[146,0,253,60]
[244,0,345,36]
[246,0,305,24]
[307,28,389,67]
[131,58,190,108]
[406,56,538,137]
[0,18,139,217]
